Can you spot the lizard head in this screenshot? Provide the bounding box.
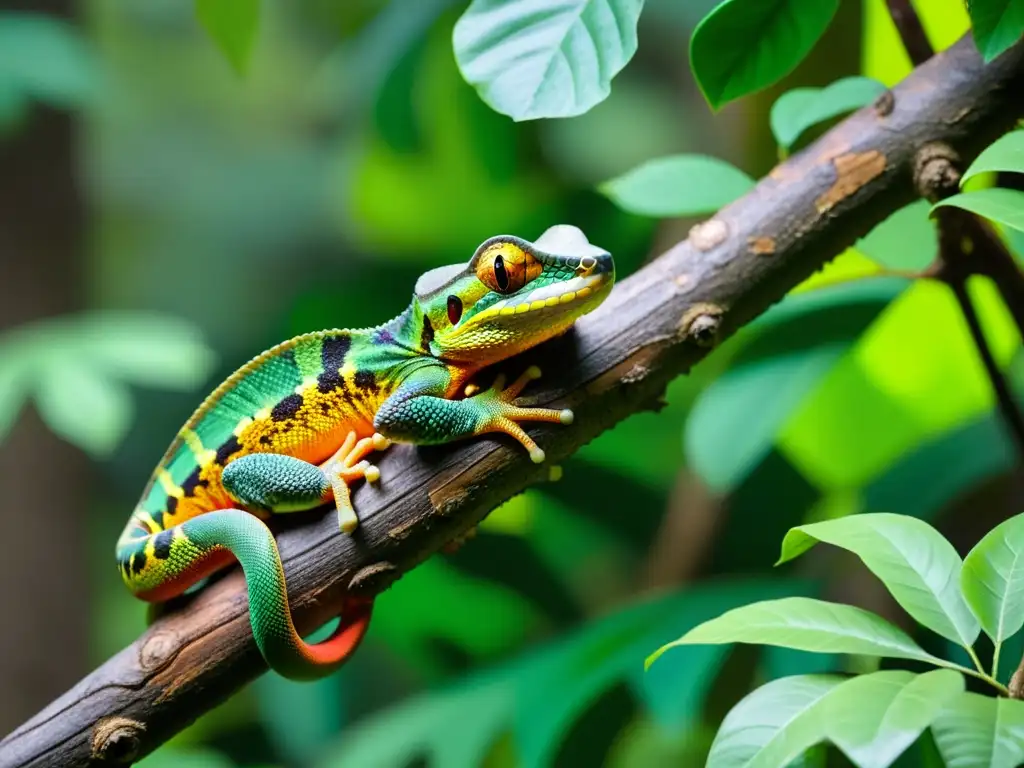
[412,225,615,366]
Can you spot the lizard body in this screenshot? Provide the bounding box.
[117,225,614,680]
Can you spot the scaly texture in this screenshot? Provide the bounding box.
[114,226,615,680]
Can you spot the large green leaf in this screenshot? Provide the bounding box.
[598,154,754,217]
[967,0,1024,63]
[684,278,905,492]
[690,0,840,109]
[856,201,938,272]
[0,12,96,109]
[325,582,800,768]
[825,670,964,768]
[932,692,1024,768]
[962,512,1024,644]
[648,597,947,668]
[33,364,133,458]
[67,312,216,391]
[770,76,886,151]
[932,188,1024,233]
[195,0,260,75]
[778,514,980,648]
[705,674,842,768]
[686,346,844,491]
[452,0,645,121]
[962,130,1024,185]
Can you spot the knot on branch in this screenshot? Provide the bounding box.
[679,303,724,348]
[348,561,400,596]
[914,142,961,201]
[91,717,146,764]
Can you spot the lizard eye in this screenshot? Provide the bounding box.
[475,244,539,294]
[447,295,463,325]
[493,255,510,292]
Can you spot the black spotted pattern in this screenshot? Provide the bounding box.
[420,316,434,352]
[354,370,376,391]
[153,530,174,560]
[131,550,147,574]
[216,436,242,465]
[271,393,303,422]
[181,467,208,497]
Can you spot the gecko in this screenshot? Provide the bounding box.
[116,225,615,680]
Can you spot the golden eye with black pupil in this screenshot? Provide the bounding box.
[493,255,510,292]
[447,295,463,325]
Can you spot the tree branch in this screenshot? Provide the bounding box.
[884,0,935,66]
[3,34,1023,768]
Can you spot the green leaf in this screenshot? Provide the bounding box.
[770,76,886,151]
[686,346,844,491]
[932,188,1024,233]
[932,692,1024,768]
[598,154,754,217]
[705,674,843,768]
[195,0,260,75]
[0,12,97,108]
[961,511,1024,643]
[648,597,947,668]
[452,0,645,121]
[685,277,905,492]
[962,130,1024,184]
[825,670,964,768]
[967,0,1024,63]
[69,312,216,391]
[33,363,133,457]
[856,200,938,272]
[778,513,980,648]
[690,0,840,109]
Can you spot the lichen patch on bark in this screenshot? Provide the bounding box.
[815,151,887,213]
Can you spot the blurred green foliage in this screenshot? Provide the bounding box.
[3,0,1024,765]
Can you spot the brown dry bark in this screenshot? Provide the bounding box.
[2,33,1024,768]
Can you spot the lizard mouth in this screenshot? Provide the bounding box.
[479,272,611,318]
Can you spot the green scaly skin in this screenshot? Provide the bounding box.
[116,225,615,680]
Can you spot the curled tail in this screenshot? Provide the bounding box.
[116,509,371,681]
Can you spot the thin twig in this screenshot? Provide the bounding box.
[949,275,1024,459]
[884,0,935,65]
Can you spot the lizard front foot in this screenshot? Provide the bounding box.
[322,431,392,533]
[469,366,572,463]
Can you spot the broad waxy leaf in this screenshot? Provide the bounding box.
[453,0,645,121]
[962,130,1024,185]
[824,670,964,768]
[705,674,843,768]
[195,0,260,75]
[599,154,754,218]
[706,670,964,768]
[690,0,840,108]
[932,692,1024,768]
[770,76,886,151]
[778,513,980,648]
[33,363,133,457]
[932,188,1024,233]
[647,597,947,668]
[685,277,906,492]
[856,200,938,272]
[961,511,1024,643]
[967,0,1024,63]
[0,12,96,108]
